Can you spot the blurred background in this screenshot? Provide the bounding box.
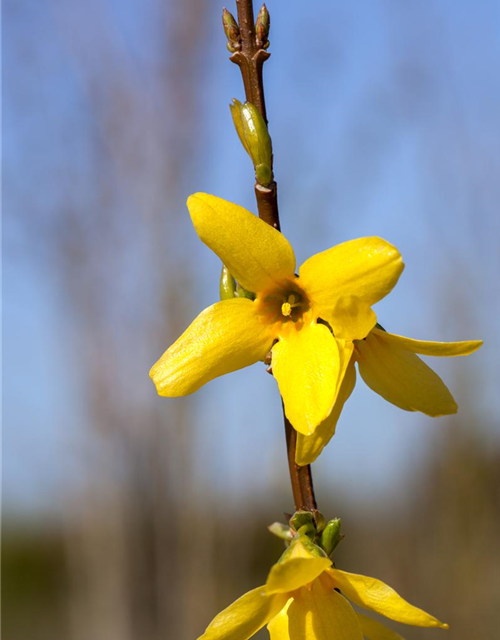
[3,0,500,638]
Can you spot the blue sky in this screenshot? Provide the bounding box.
[4,0,500,516]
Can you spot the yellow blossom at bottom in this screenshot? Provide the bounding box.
[197,536,448,640]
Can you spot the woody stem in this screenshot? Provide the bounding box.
[230,1,280,230]
[229,0,318,513]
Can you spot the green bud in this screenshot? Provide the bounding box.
[255,4,270,48]
[268,522,293,542]
[219,264,236,300]
[222,8,241,51]
[314,511,326,534]
[289,510,315,533]
[320,518,344,556]
[230,99,273,186]
[235,282,256,300]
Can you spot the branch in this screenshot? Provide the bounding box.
[226,1,280,230]
[284,409,318,512]
[225,0,317,513]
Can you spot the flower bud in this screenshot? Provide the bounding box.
[222,8,241,52]
[219,264,236,300]
[289,510,317,539]
[255,4,270,49]
[314,511,326,533]
[320,518,344,556]
[230,99,273,187]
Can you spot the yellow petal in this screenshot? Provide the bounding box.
[329,569,448,629]
[324,296,377,341]
[266,557,332,595]
[150,299,274,396]
[197,587,288,640]
[287,580,364,640]
[355,330,458,416]
[187,193,296,293]
[299,237,404,340]
[371,328,483,357]
[286,534,327,561]
[272,322,340,435]
[356,612,406,640]
[295,347,356,465]
[267,599,292,640]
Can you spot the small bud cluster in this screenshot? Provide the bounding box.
[222,5,270,52]
[269,510,345,557]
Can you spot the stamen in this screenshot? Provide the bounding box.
[281,294,302,317]
[281,302,292,317]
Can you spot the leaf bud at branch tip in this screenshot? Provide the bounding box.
[255,4,270,49]
[230,99,273,186]
[222,8,241,52]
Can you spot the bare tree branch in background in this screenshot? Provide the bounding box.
[41,2,216,639]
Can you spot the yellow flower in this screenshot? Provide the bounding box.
[197,535,448,640]
[295,326,482,465]
[150,193,403,435]
[150,193,482,446]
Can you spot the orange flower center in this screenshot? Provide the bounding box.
[257,279,310,325]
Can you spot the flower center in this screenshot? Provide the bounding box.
[257,280,310,325]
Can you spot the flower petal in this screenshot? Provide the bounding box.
[355,330,458,416]
[150,299,274,396]
[329,569,448,629]
[299,237,404,340]
[272,322,341,435]
[187,193,296,293]
[266,557,332,595]
[197,587,288,640]
[371,328,483,357]
[356,612,406,640]
[295,348,356,465]
[287,581,364,640]
[323,296,377,342]
[267,599,292,640]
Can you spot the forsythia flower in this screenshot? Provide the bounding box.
[197,534,448,640]
[150,194,482,460]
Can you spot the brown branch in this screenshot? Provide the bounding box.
[229,1,280,230]
[227,0,317,512]
[284,408,318,512]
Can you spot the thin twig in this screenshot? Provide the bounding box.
[227,0,317,512]
[284,408,318,511]
[229,1,280,230]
